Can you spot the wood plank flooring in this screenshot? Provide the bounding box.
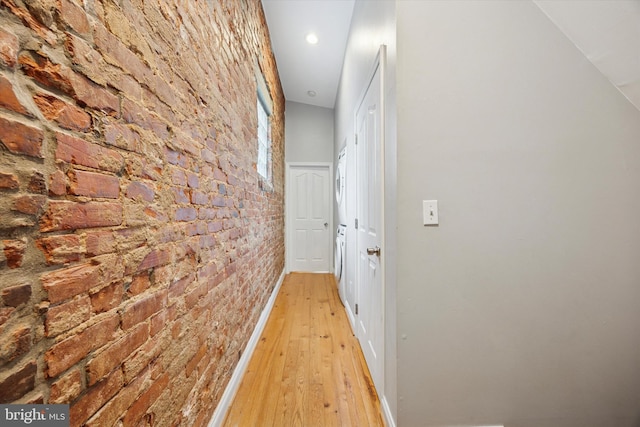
[223,272,384,427]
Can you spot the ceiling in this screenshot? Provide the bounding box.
[261,0,640,112]
[534,0,640,111]
[261,0,354,109]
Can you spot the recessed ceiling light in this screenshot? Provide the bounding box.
[306,33,318,45]
[307,90,317,97]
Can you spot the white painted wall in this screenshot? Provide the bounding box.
[285,100,334,163]
[396,1,640,426]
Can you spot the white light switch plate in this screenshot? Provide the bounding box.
[423,200,438,225]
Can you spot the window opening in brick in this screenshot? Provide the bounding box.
[255,65,273,189]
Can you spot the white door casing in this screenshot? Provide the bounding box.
[286,164,332,273]
[355,51,384,394]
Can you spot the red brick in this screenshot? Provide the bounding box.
[1,283,31,307]
[85,231,116,256]
[185,280,210,310]
[40,200,122,232]
[28,171,46,193]
[70,368,124,426]
[186,172,199,189]
[169,273,195,299]
[171,168,187,186]
[13,194,47,215]
[50,368,83,404]
[59,0,90,35]
[87,323,148,386]
[0,172,19,190]
[207,221,222,234]
[84,369,147,427]
[36,234,83,265]
[64,32,109,86]
[55,132,124,173]
[45,312,119,378]
[33,92,91,132]
[149,308,168,337]
[69,73,119,115]
[41,262,100,304]
[186,344,207,378]
[0,116,44,158]
[165,148,187,167]
[121,291,166,330]
[213,167,227,182]
[122,332,169,383]
[211,196,226,207]
[139,158,162,181]
[2,0,56,45]
[191,191,208,205]
[186,221,207,236]
[103,122,141,152]
[49,169,66,196]
[137,248,170,272]
[126,181,154,202]
[173,187,189,204]
[199,208,216,220]
[0,75,29,115]
[0,28,19,68]
[200,235,215,249]
[2,238,27,268]
[127,273,150,297]
[93,22,152,86]
[175,207,196,222]
[121,99,169,139]
[45,295,91,337]
[122,373,169,426]
[19,51,74,94]
[0,325,31,364]
[69,169,120,198]
[201,148,215,164]
[0,361,36,402]
[89,281,124,314]
[0,307,15,330]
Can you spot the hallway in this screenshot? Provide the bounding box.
[223,273,384,426]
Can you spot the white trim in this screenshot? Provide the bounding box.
[381,395,396,427]
[208,269,285,427]
[285,162,334,274]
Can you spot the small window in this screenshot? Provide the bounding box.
[255,65,273,188]
[257,97,271,183]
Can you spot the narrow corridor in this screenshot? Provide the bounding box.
[223,273,384,426]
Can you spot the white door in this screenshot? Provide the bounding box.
[288,165,332,272]
[355,61,383,392]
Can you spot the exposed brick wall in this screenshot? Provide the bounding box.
[0,0,285,425]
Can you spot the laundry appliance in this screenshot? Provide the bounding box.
[336,147,347,225]
[335,224,346,304]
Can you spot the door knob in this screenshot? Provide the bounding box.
[324,222,328,228]
[366,246,381,256]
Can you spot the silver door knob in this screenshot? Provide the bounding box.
[324,222,328,228]
[367,246,381,256]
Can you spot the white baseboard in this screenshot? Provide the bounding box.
[208,269,286,427]
[381,395,396,427]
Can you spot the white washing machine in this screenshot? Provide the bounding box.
[336,147,347,225]
[335,224,346,304]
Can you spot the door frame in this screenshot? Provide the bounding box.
[354,45,386,396]
[285,162,334,273]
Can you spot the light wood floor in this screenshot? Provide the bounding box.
[223,272,384,427]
